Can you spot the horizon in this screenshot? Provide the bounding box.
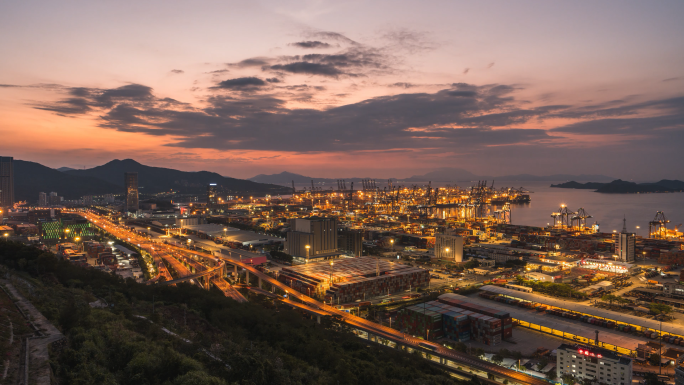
[18,157,683,183]
[1,1,683,180]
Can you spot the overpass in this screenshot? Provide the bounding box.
[156,261,225,287]
[77,210,548,385]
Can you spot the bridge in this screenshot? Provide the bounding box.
[155,261,225,287]
[78,210,548,385]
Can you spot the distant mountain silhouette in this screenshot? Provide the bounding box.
[249,171,377,186]
[550,181,606,189]
[65,159,289,195]
[14,160,119,202]
[402,168,481,182]
[551,179,684,193]
[56,166,76,172]
[250,168,614,185]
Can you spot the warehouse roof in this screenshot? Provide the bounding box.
[480,285,684,337]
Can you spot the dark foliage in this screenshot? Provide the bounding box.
[1,240,468,385]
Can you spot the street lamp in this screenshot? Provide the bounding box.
[636,226,640,237]
[305,244,310,259]
[329,261,334,286]
[390,239,394,252]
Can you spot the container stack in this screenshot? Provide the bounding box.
[396,304,443,340]
[437,293,513,339]
[397,300,505,345]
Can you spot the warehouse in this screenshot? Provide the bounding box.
[277,257,429,302]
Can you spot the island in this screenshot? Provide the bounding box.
[551,179,684,193]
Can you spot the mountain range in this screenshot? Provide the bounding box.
[249,167,615,185]
[14,159,290,202]
[551,179,684,193]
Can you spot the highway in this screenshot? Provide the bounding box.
[77,210,548,385]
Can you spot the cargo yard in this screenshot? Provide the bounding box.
[277,256,429,303]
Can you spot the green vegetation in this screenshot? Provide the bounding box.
[600,294,630,307]
[649,303,672,317]
[269,250,293,264]
[0,239,479,385]
[515,277,588,299]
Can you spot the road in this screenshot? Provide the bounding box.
[77,210,548,385]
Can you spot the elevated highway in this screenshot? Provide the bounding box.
[77,210,548,385]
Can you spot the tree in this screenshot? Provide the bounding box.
[643,372,666,385]
[546,369,557,380]
[648,353,661,366]
[561,373,575,384]
[650,303,672,317]
[491,354,504,365]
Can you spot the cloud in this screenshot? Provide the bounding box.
[305,30,357,45]
[206,69,229,74]
[380,28,436,54]
[31,76,684,160]
[463,68,470,75]
[170,69,184,74]
[487,62,495,69]
[663,77,680,82]
[290,41,332,49]
[270,62,344,77]
[389,82,415,88]
[213,77,267,89]
[227,57,273,68]
[266,78,281,83]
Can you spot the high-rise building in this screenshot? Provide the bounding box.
[285,217,339,261]
[207,183,218,204]
[124,172,139,212]
[435,234,464,262]
[616,217,635,262]
[82,195,93,205]
[556,343,632,385]
[104,194,114,203]
[0,156,14,210]
[338,228,363,257]
[49,192,61,206]
[38,192,48,206]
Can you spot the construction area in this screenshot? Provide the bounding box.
[276,256,429,303]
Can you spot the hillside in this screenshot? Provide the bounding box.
[0,240,468,385]
[65,159,291,195]
[596,179,684,193]
[14,160,120,201]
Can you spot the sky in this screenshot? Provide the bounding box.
[0,0,683,180]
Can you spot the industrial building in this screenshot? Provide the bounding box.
[556,343,632,385]
[435,233,463,262]
[285,217,341,262]
[578,258,639,274]
[0,156,13,211]
[277,256,429,302]
[124,172,139,213]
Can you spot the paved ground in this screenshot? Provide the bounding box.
[1,279,63,385]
